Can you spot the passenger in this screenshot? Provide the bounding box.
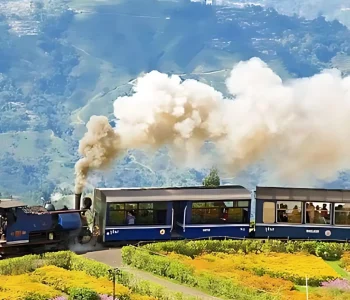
[281,212,288,222]
[221,208,228,222]
[314,205,320,223]
[126,210,136,225]
[291,205,300,222]
[1,219,6,240]
[321,204,328,218]
[306,203,310,223]
[292,205,299,213]
[307,203,315,223]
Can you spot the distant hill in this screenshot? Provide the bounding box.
[1,0,350,202]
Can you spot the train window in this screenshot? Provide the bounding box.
[305,202,331,225]
[109,203,124,210]
[276,201,302,224]
[238,201,250,208]
[263,202,275,223]
[191,201,249,224]
[334,203,350,226]
[125,203,137,210]
[106,202,168,226]
[139,203,153,209]
[107,210,125,226]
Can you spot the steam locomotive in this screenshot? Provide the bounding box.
[0,194,93,258]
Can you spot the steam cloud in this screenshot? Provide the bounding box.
[74,57,350,192]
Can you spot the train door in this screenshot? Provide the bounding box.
[171,201,188,238]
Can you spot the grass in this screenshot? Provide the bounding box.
[325,260,350,280]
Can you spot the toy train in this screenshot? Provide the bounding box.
[2,185,350,258]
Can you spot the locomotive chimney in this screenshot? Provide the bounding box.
[74,193,82,210]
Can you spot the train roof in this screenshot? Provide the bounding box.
[0,199,26,209]
[95,185,252,202]
[256,186,350,202]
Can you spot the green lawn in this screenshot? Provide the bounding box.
[326,260,350,280]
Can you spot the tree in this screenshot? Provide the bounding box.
[202,167,220,188]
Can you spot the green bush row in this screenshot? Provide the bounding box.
[143,239,350,260]
[0,251,198,300]
[122,246,279,300]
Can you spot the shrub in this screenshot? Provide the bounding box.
[32,265,130,298]
[68,287,99,300]
[144,240,350,261]
[0,254,40,275]
[44,251,73,269]
[315,243,344,261]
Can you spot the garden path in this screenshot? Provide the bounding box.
[83,248,221,300]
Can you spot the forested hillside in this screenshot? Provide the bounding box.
[1,0,350,202]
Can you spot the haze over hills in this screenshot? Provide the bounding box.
[1,0,350,203]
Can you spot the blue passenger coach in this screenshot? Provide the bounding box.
[255,186,350,241]
[93,185,252,243]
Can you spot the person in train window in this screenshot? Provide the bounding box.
[221,208,228,222]
[307,203,315,223]
[305,203,310,223]
[126,210,136,225]
[321,204,328,218]
[281,212,288,222]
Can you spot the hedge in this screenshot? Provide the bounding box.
[143,240,350,260]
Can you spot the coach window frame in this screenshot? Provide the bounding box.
[106,202,168,226]
[276,201,302,224]
[304,201,331,225]
[333,203,350,226]
[190,200,249,224]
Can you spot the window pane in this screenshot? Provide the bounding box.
[227,208,245,223]
[223,201,234,207]
[305,202,331,224]
[191,208,219,223]
[277,201,302,223]
[139,203,153,209]
[125,203,137,210]
[107,211,125,225]
[137,210,154,224]
[153,202,167,209]
[263,202,275,223]
[334,203,350,225]
[238,201,249,208]
[192,202,206,208]
[191,206,248,224]
[109,203,124,210]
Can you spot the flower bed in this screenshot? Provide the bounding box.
[0,251,197,300]
[122,241,350,300]
[340,251,350,271]
[174,252,340,286]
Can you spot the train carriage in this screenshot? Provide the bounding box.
[93,185,252,244]
[254,186,350,241]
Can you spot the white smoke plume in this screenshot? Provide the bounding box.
[75,57,350,191]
